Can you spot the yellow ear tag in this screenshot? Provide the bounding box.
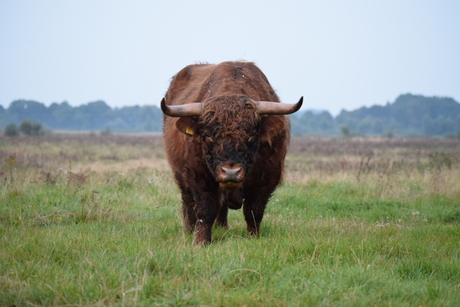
[185,127,194,135]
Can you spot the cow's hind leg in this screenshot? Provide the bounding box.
[216,189,243,227]
[215,205,228,228]
[243,188,273,236]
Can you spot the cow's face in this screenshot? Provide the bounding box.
[197,96,261,190]
[166,94,302,190]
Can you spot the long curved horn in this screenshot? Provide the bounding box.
[255,96,303,115]
[161,98,203,117]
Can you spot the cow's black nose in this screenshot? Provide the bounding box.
[221,167,242,182]
[217,164,245,185]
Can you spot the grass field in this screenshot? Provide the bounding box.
[1,133,459,306]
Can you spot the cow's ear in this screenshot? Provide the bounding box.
[260,116,287,145]
[176,117,198,136]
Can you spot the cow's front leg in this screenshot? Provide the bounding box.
[181,191,196,233]
[193,190,220,244]
[176,172,197,233]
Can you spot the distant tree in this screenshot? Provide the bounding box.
[31,122,43,135]
[139,106,163,131]
[357,116,375,134]
[19,120,33,135]
[4,124,19,136]
[437,116,455,135]
[383,130,394,138]
[422,115,434,135]
[0,105,5,126]
[373,118,384,134]
[336,110,359,132]
[4,93,458,136]
[143,121,154,132]
[341,125,351,137]
[299,111,317,133]
[115,105,141,130]
[317,111,335,132]
[19,120,43,136]
[100,127,112,136]
[74,101,112,130]
[336,94,460,136]
[49,101,74,128]
[8,100,50,124]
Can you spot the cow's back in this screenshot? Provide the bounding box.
[165,62,279,106]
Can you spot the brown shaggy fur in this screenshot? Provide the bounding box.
[163,61,292,244]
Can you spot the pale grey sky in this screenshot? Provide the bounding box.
[1,0,459,115]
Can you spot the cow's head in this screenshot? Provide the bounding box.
[162,95,302,190]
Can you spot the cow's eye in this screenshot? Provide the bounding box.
[203,131,212,142]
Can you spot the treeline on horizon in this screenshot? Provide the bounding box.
[1,93,460,137]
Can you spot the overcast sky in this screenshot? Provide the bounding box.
[1,0,459,115]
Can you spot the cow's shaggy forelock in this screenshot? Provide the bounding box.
[200,95,259,127]
[199,95,261,171]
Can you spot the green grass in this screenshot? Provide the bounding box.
[1,135,459,306]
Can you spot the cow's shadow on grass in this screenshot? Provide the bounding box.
[210,225,250,244]
[204,223,276,245]
[175,211,281,245]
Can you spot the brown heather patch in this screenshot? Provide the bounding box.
[1,133,459,200]
[0,133,166,176]
[285,136,460,201]
[83,158,170,174]
[287,137,459,174]
[289,136,460,156]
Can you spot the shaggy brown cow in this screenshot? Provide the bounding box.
[162,61,302,244]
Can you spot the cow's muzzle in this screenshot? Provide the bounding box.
[216,164,245,190]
